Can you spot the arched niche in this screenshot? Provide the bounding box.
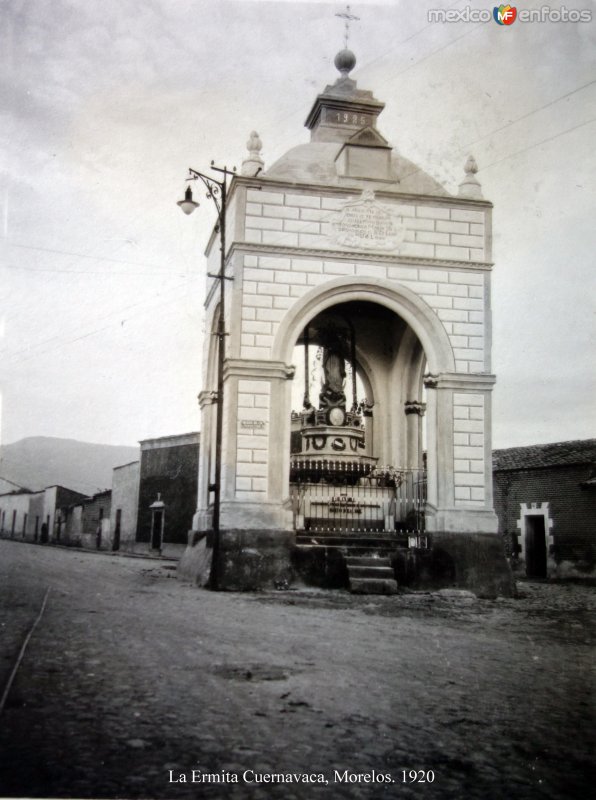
[272,277,455,374]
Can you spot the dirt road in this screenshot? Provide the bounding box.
[0,539,593,799]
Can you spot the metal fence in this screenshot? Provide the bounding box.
[290,469,426,535]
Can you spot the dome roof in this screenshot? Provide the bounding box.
[264,141,451,197]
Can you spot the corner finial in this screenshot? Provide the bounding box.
[458,154,483,199]
[464,155,478,175]
[241,131,264,177]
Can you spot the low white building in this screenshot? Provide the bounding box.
[110,460,140,552]
[0,485,87,542]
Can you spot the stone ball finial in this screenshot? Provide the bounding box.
[458,154,483,199]
[334,48,356,76]
[464,155,478,175]
[246,131,262,155]
[241,130,265,177]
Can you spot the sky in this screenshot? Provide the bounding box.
[1,0,595,450]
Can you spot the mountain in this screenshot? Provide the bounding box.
[0,437,139,497]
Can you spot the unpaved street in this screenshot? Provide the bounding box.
[0,539,594,800]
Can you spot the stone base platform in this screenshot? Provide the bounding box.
[178,529,514,598]
[177,529,294,591]
[293,531,514,598]
[393,531,515,598]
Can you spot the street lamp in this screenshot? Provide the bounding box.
[178,162,235,589]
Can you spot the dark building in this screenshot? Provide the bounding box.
[493,440,596,579]
[136,433,199,550]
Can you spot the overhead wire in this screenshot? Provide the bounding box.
[197,0,594,196]
[4,4,592,363]
[2,263,194,277]
[2,207,204,362]
[1,280,191,363]
[11,27,590,281]
[262,0,468,136]
[394,80,596,185]
[478,116,596,172]
[4,0,586,282]
[464,78,596,149]
[1,191,202,336]
[243,103,596,254]
[1,239,199,274]
[240,3,593,196]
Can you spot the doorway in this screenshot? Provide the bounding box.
[525,515,547,578]
[151,510,163,550]
[113,509,122,552]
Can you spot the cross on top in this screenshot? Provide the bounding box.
[335,4,360,49]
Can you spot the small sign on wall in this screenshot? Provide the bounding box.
[240,419,266,431]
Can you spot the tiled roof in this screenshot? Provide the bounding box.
[493,439,596,471]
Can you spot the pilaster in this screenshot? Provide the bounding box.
[424,372,498,534]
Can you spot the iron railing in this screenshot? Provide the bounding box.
[290,469,426,535]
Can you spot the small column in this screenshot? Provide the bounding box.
[194,390,218,532]
[404,400,426,470]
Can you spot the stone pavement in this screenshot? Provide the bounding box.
[0,539,594,800]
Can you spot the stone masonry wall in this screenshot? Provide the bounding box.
[240,254,486,373]
[244,190,486,262]
[235,380,271,502]
[227,186,493,509]
[238,189,488,375]
[453,393,486,508]
[196,185,495,518]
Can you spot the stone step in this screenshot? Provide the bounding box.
[347,565,395,579]
[295,546,398,565]
[296,545,398,559]
[349,577,398,595]
[295,541,397,552]
[292,544,400,593]
[345,553,398,594]
[296,535,402,548]
[345,556,392,567]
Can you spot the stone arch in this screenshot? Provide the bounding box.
[272,277,454,514]
[272,277,455,374]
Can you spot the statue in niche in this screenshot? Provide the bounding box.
[319,347,347,411]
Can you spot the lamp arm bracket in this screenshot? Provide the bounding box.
[208,273,234,281]
[187,168,224,217]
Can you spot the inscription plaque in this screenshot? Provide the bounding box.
[240,419,266,430]
[331,189,405,252]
